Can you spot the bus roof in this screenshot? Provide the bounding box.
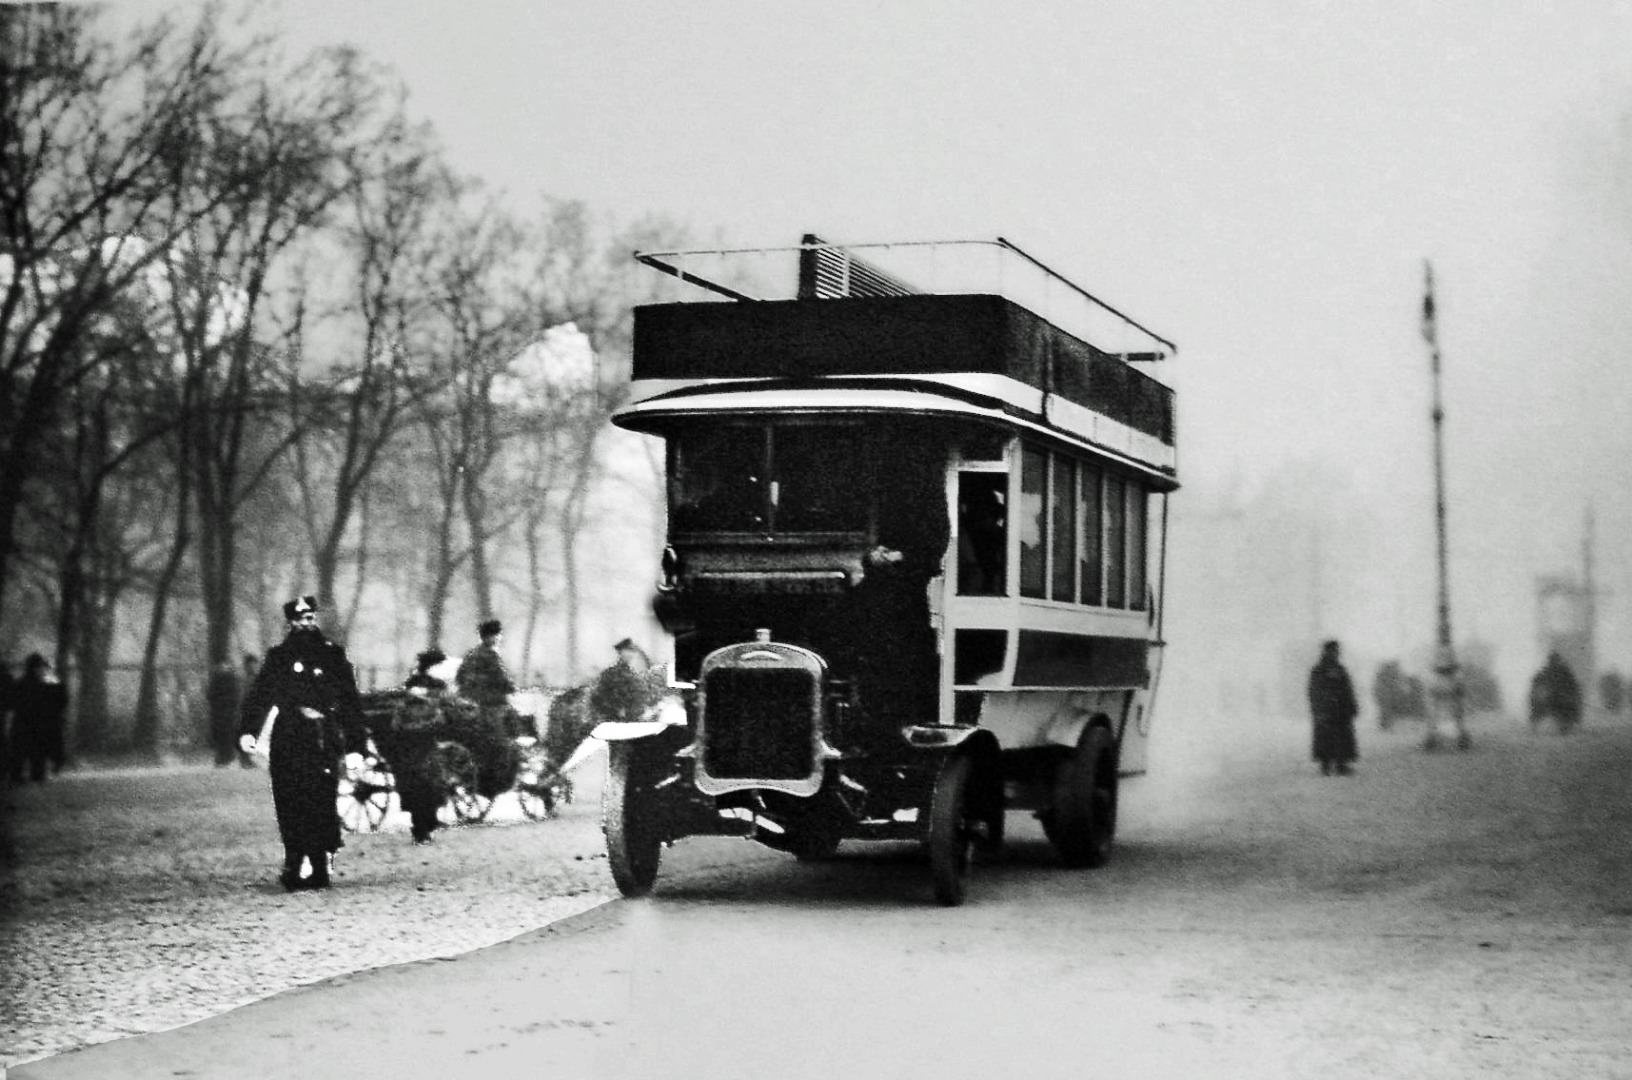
[617,237,1177,479]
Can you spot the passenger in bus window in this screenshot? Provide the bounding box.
[1308,640,1359,776]
[957,475,1007,596]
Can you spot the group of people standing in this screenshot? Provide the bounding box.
[1,653,69,784]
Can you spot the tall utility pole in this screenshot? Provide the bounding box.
[1423,261,1470,750]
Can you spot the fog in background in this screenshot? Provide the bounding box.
[125,0,1632,744]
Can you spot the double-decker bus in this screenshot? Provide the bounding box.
[598,236,1177,905]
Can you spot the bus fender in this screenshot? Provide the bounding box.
[1044,708,1112,752]
[904,727,1003,834]
[592,695,689,742]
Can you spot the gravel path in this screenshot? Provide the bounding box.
[0,756,615,1070]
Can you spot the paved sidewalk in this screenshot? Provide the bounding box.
[10,899,634,1080]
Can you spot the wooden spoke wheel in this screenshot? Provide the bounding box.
[435,743,491,825]
[337,762,392,833]
[927,753,975,907]
[603,741,663,897]
[514,747,563,821]
[1046,725,1119,869]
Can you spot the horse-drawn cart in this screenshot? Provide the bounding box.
[338,688,574,832]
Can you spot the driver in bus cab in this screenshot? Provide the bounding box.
[850,440,950,727]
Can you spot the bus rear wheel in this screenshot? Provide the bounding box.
[1046,725,1118,869]
[604,741,663,897]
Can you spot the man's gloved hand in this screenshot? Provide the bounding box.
[238,733,258,755]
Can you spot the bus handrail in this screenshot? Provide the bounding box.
[633,237,1176,359]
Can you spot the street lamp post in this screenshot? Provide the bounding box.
[1423,261,1470,751]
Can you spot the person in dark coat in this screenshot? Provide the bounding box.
[0,658,14,784]
[11,654,69,782]
[1528,650,1582,732]
[238,596,368,890]
[1308,639,1359,776]
[589,638,655,725]
[452,619,522,794]
[456,619,516,710]
[381,648,450,844]
[207,659,244,767]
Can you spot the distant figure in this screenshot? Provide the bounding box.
[384,648,451,844]
[1308,640,1359,776]
[0,657,14,783]
[238,596,368,891]
[11,654,68,782]
[452,620,521,796]
[1372,659,1426,731]
[206,659,245,767]
[589,638,656,725]
[1528,651,1582,733]
[456,619,516,712]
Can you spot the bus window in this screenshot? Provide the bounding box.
[772,425,871,533]
[1079,465,1103,606]
[1129,485,1148,610]
[1050,457,1076,601]
[672,426,766,533]
[1106,474,1127,608]
[957,472,1007,595]
[1019,446,1047,599]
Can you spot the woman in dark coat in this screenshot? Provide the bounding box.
[1308,639,1359,776]
[238,596,369,890]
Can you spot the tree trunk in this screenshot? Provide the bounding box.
[462,470,493,620]
[135,536,188,758]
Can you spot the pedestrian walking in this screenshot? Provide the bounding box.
[1308,639,1359,776]
[382,648,450,844]
[10,653,68,783]
[237,596,369,891]
[1528,650,1582,733]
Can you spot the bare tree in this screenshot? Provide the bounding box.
[0,4,245,620]
[412,186,539,642]
[284,102,450,635]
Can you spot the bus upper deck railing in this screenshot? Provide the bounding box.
[633,237,1176,365]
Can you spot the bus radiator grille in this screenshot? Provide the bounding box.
[701,667,818,781]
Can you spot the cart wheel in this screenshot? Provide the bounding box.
[604,741,662,897]
[337,766,391,833]
[437,743,491,824]
[514,749,554,821]
[1047,725,1118,869]
[927,753,974,906]
[516,781,553,820]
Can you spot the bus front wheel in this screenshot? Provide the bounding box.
[604,741,663,897]
[927,754,975,906]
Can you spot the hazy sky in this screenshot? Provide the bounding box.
[130,1,1632,685]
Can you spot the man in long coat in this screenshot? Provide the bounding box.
[1308,639,1359,776]
[453,619,519,795]
[10,654,68,783]
[238,596,368,890]
[1529,650,1582,731]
